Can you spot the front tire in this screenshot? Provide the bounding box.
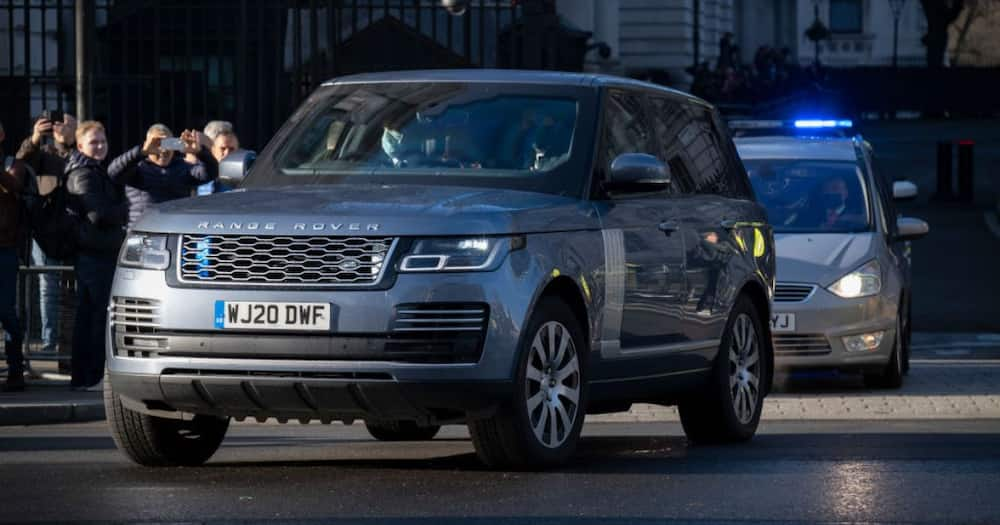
[365,421,441,441]
[104,374,229,466]
[468,296,586,469]
[679,295,769,444]
[864,317,904,389]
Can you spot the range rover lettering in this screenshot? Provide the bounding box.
[105,70,776,469]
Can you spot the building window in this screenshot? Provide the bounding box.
[830,0,863,33]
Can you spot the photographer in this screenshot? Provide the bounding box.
[108,124,218,228]
[16,111,77,356]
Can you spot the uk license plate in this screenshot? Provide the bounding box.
[770,313,796,333]
[214,301,331,331]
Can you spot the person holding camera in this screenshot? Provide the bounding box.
[65,120,127,391]
[108,123,218,228]
[195,120,237,195]
[0,121,27,391]
[16,111,77,357]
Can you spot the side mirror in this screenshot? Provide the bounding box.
[893,180,918,201]
[896,217,929,241]
[218,149,256,187]
[606,153,671,193]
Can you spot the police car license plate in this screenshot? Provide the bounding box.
[214,301,331,331]
[770,313,796,333]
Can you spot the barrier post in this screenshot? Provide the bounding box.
[934,141,954,201]
[957,140,975,203]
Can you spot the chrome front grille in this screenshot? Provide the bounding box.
[392,304,489,333]
[178,234,397,286]
[773,334,831,356]
[774,283,816,303]
[111,297,165,357]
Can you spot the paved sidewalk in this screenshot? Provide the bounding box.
[2,334,998,427]
[0,380,104,426]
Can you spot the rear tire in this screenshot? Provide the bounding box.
[365,421,441,441]
[104,374,229,466]
[468,296,586,469]
[679,295,769,444]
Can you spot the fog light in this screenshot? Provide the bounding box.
[842,331,885,353]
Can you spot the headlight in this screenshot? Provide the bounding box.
[827,260,881,298]
[119,233,171,270]
[399,236,524,272]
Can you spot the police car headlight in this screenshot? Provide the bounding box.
[827,260,881,298]
[399,236,524,272]
[119,233,171,270]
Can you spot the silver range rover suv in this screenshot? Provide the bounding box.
[105,70,776,469]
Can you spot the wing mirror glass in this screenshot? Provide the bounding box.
[896,217,929,241]
[893,180,918,201]
[218,149,256,187]
[606,153,671,193]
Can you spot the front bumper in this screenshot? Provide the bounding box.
[106,258,543,422]
[771,286,897,371]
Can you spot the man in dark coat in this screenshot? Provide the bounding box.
[65,121,128,391]
[108,124,218,228]
[0,121,27,391]
[17,112,77,356]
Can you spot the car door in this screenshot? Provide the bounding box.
[592,89,688,362]
[649,99,755,345]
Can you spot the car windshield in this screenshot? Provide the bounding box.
[246,82,591,197]
[744,159,871,233]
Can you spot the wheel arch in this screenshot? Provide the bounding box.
[536,276,591,349]
[738,279,774,396]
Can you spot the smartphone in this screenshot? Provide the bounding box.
[40,109,64,124]
[160,137,185,152]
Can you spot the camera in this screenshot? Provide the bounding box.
[38,109,64,146]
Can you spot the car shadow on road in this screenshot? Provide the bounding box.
[772,367,1000,396]
[197,432,1000,474]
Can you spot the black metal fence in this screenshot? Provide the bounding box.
[1,0,532,155]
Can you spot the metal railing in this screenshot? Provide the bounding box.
[1,264,76,378]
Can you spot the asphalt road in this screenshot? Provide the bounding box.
[2,417,999,524]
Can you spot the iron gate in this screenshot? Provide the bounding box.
[1,0,530,154]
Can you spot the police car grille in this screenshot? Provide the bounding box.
[773,334,831,356]
[774,283,816,302]
[179,234,396,286]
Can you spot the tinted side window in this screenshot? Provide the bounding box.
[602,90,654,165]
[711,110,755,199]
[648,96,696,194]
[677,105,724,195]
[863,147,896,236]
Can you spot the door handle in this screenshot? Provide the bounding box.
[658,221,678,234]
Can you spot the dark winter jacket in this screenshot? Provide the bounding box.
[65,151,128,258]
[0,150,26,249]
[16,137,73,180]
[108,145,218,227]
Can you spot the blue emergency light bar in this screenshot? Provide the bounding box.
[793,119,854,129]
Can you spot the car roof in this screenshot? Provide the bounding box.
[321,69,704,102]
[734,136,860,162]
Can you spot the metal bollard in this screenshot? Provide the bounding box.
[957,140,975,203]
[934,141,954,201]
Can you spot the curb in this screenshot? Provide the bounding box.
[0,401,105,426]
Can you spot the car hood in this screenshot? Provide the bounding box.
[134,184,599,236]
[775,232,880,286]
